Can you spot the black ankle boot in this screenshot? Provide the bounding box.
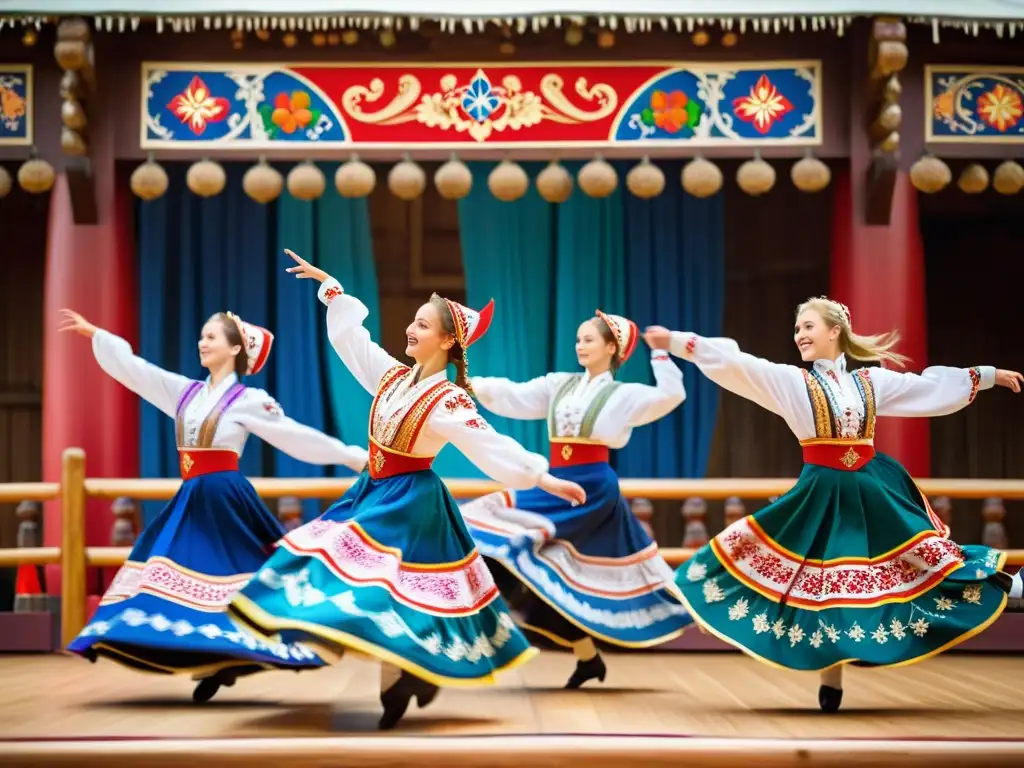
[565,653,606,689]
[818,684,843,713]
[379,672,440,730]
[192,669,238,704]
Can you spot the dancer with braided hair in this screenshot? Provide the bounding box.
[648,296,1023,712]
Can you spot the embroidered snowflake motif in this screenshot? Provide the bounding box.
[787,624,805,647]
[702,578,725,603]
[889,618,907,640]
[727,597,749,621]
[934,596,955,611]
[984,550,1000,569]
[686,561,707,582]
[822,622,840,643]
[809,629,824,648]
[847,622,865,642]
[976,569,988,579]
[871,624,890,644]
[752,612,771,634]
[962,584,982,605]
[771,618,786,639]
[911,618,930,637]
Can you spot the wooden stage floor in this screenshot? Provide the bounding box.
[2,651,1023,766]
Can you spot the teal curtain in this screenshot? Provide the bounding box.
[440,162,556,481]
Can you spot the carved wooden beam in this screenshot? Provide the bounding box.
[55,17,97,225]
[864,17,907,226]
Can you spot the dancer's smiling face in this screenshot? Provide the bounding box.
[793,308,840,363]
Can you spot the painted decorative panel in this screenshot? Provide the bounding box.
[0,65,33,146]
[928,65,1024,142]
[141,61,822,150]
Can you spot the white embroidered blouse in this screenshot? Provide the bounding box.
[667,332,995,441]
[470,351,685,448]
[317,278,550,489]
[91,329,369,471]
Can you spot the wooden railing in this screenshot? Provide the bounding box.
[0,447,1023,647]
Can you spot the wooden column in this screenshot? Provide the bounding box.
[54,17,96,224]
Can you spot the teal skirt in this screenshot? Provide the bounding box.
[228,469,536,686]
[675,452,1007,671]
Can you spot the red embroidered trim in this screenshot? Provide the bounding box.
[464,417,489,430]
[968,367,981,404]
[685,335,697,355]
[445,392,475,413]
[322,285,343,303]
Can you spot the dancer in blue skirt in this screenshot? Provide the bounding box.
[60,307,369,703]
[228,250,586,730]
[459,310,692,688]
[648,295,1023,712]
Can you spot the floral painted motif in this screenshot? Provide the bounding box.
[0,87,25,129]
[260,90,322,138]
[166,75,230,136]
[976,83,1023,132]
[733,74,794,135]
[640,89,701,134]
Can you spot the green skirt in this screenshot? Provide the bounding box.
[675,452,1006,671]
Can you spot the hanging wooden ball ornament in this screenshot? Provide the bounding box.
[335,156,376,198]
[17,156,55,194]
[578,156,617,198]
[130,154,169,201]
[434,156,473,200]
[536,160,573,203]
[488,159,529,202]
[736,152,776,196]
[992,160,1024,195]
[186,159,226,198]
[908,154,951,194]
[242,158,283,204]
[790,153,831,193]
[625,157,665,199]
[388,156,426,201]
[957,163,989,195]
[681,157,722,198]
[286,161,326,201]
[0,166,11,199]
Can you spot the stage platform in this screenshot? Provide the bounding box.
[2,651,1022,766]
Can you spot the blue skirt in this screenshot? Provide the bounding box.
[228,469,537,687]
[66,470,326,677]
[460,461,692,647]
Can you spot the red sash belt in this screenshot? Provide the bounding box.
[368,440,434,480]
[178,449,239,480]
[800,441,875,471]
[550,441,610,468]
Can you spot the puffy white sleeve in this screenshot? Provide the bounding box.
[668,332,807,421]
[616,350,687,427]
[317,277,401,396]
[91,329,192,418]
[870,365,996,418]
[471,372,569,420]
[231,388,369,472]
[426,390,549,490]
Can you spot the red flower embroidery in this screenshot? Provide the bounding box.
[732,74,794,135]
[322,285,343,303]
[968,367,981,404]
[445,393,475,413]
[263,400,282,417]
[465,417,489,430]
[685,335,697,355]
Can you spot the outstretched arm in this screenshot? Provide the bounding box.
[60,309,191,418]
[872,365,1021,417]
[471,373,567,420]
[286,249,401,395]
[232,389,369,471]
[617,349,687,427]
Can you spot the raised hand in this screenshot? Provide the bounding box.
[538,474,587,507]
[284,249,330,284]
[643,325,671,350]
[58,309,98,339]
[996,369,1023,393]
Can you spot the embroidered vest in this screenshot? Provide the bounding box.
[175,381,247,448]
[802,367,877,440]
[547,374,621,441]
[369,364,456,454]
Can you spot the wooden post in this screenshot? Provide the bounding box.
[681,497,708,548]
[60,447,87,648]
[630,497,655,539]
[276,496,303,532]
[723,496,746,529]
[981,498,1008,550]
[13,501,47,613]
[110,496,137,546]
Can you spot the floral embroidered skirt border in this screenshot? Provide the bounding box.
[674,453,1007,671]
[460,461,692,648]
[66,470,326,677]
[228,469,537,687]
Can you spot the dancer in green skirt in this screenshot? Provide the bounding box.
[644,296,1023,713]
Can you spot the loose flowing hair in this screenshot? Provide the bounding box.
[796,297,909,368]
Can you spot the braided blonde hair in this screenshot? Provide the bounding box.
[796,296,909,368]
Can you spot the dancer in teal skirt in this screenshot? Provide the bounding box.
[229,250,586,730]
[646,296,1023,712]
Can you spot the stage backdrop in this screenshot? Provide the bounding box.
[451,159,725,480]
[134,162,378,524]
